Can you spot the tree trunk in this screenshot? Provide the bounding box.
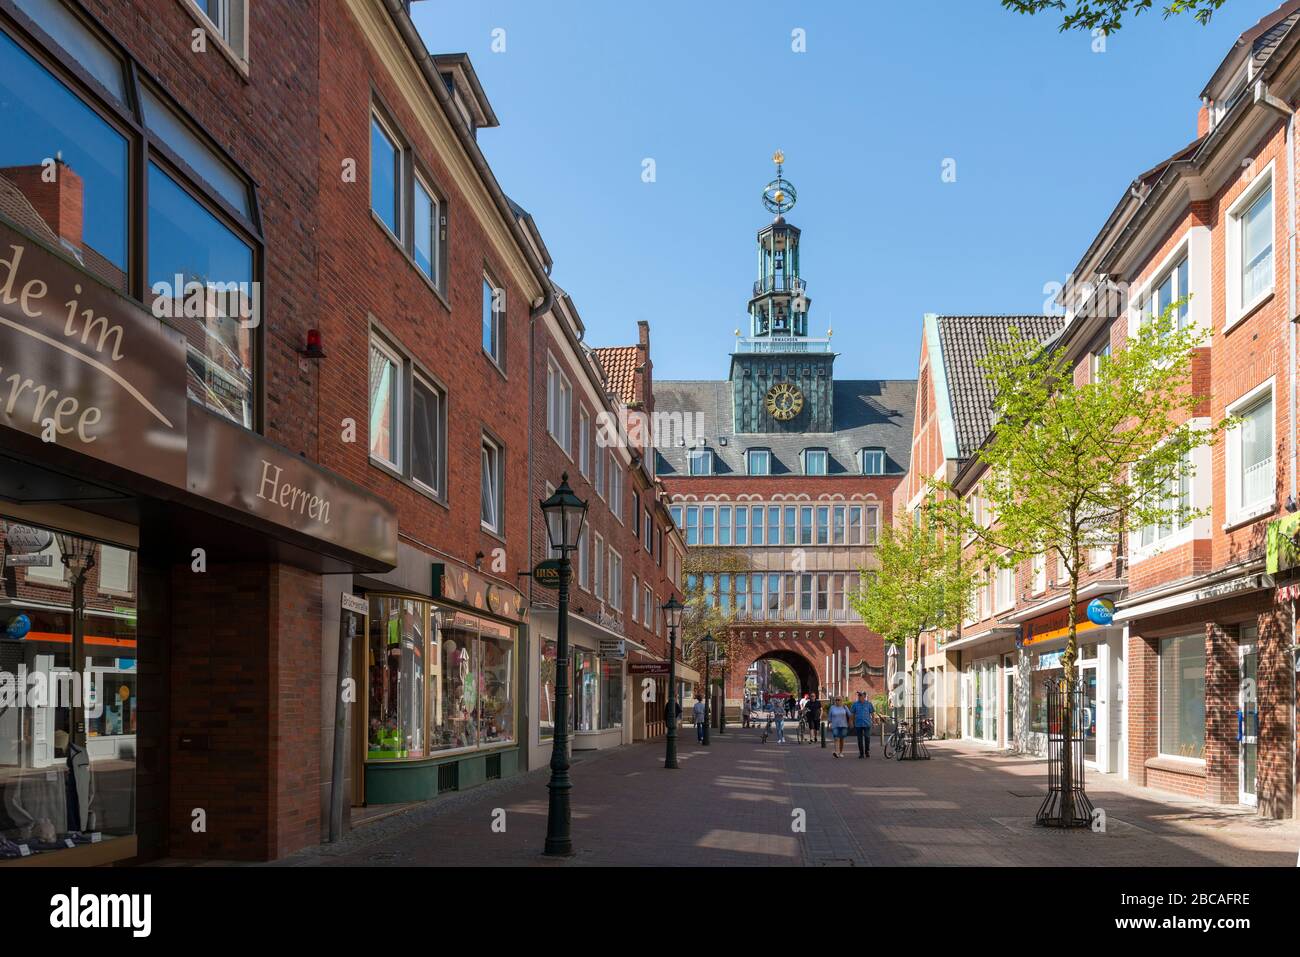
[1060,557,1079,824]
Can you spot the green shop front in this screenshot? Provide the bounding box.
[356,552,527,805]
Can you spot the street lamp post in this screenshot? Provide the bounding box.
[662,595,683,769]
[539,474,588,857]
[701,632,715,745]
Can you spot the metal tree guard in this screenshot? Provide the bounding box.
[1035,676,1095,828]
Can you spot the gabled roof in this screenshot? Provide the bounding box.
[593,346,640,405]
[932,314,1066,461]
[1201,0,1300,98]
[653,379,916,478]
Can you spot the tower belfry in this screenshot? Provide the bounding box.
[731,152,835,434]
[748,150,810,338]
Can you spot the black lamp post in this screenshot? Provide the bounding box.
[701,632,715,745]
[661,595,683,769]
[540,474,588,857]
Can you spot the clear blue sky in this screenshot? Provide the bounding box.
[411,0,1284,381]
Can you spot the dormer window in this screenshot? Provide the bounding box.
[859,448,886,475]
[802,448,827,475]
[747,449,771,475]
[688,449,714,476]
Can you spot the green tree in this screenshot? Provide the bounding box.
[850,506,980,751]
[929,304,1226,824]
[1001,0,1229,33]
[766,660,798,695]
[680,548,751,714]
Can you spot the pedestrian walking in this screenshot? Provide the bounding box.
[742,696,752,729]
[805,694,822,743]
[692,694,706,744]
[827,696,851,757]
[773,702,786,743]
[851,691,875,758]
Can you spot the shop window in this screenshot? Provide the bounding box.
[1159,634,1206,760]
[0,29,129,289]
[600,658,623,730]
[574,651,597,731]
[366,597,426,759]
[538,638,557,740]
[477,618,515,746]
[0,519,138,859]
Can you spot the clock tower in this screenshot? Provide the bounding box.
[730,152,835,434]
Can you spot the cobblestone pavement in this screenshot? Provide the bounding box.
[276,729,1300,867]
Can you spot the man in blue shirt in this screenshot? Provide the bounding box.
[851,691,875,759]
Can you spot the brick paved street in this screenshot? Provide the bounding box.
[278,728,1300,867]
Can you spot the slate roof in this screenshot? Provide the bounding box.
[653,378,916,478]
[934,315,1066,460]
[1202,0,1300,97]
[593,346,640,405]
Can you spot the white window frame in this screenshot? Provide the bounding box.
[576,525,590,591]
[546,355,572,456]
[578,407,591,478]
[480,434,504,535]
[369,110,404,242]
[412,170,441,288]
[368,335,404,473]
[747,449,771,475]
[859,448,885,475]
[1032,552,1046,595]
[1225,161,1276,330]
[631,574,639,621]
[995,562,1014,613]
[180,0,248,69]
[802,448,828,476]
[410,369,446,498]
[593,533,605,600]
[1224,379,1276,527]
[483,272,505,368]
[610,458,624,523]
[608,548,623,611]
[688,449,713,476]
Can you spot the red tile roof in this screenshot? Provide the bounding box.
[593,345,640,405]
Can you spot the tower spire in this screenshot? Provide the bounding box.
[750,151,808,338]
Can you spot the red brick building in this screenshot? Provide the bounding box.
[654,157,915,717]
[894,2,1300,819]
[0,0,576,866]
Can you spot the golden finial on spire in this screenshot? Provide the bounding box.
[773,149,784,165]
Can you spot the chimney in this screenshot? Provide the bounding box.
[1197,101,1210,138]
[637,319,654,419]
[0,160,85,248]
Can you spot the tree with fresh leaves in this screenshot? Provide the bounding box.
[850,505,980,758]
[680,548,751,720]
[1002,0,1229,33]
[929,303,1226,823]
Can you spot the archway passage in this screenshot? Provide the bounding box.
[749,649,820,701]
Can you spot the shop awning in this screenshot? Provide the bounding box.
[940,625,1019,653]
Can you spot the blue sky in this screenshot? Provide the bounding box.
[412,0,1285,381]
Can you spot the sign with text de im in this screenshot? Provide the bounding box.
[628,661,668,677]
[599,639,625,659]
[532,558,563,590]
[0,224,187,486]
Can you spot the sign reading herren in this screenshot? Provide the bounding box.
[0,223,187,486]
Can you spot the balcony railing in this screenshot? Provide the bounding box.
[752,276,806,297]
[735,336,831,354]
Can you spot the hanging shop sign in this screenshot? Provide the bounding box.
[1086,598,1115,626]
[0,223,187,486]
[2,523,51,554]
[532,559,563,590]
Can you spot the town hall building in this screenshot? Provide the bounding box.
[655,154,915,719]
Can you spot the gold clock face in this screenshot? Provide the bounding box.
[765,382,804,421]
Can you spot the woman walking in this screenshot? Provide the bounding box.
[773,700,787,744]
[805,694,822,744]
[827,696,851,757]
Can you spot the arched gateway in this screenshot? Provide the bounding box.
[652,153,914,724]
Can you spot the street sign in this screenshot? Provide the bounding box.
[599,639,625,658]
[5,554,52,567]
[629,661,669,676]
[532,559,563,590]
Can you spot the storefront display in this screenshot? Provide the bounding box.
[0,519,136,860]
[575,651,597,732]
[600,657,623,731]
[1158,633,1205,759]
[538,639,557,741]
[366,596,517,761]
